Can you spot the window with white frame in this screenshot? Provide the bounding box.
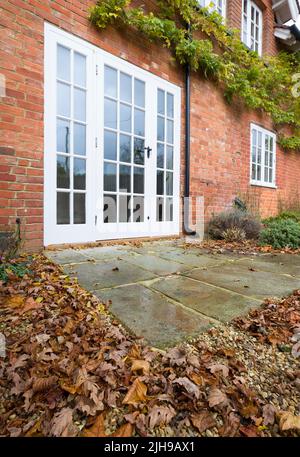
[198,0,227,19]
[251,125,276,187]
[242,0,263,55]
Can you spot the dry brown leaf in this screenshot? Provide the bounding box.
[208,387,228,407]
[32,376,58,393]
[148,406,176,430]
[279,411,300,431]
[173,377,200,399]
[20,297,42,314]
[263,404,276,426]
[240,402,259,418]
[208,363,229,378]
[188,372,204,386]
[5,295,25,308]
[240,425,258,437]
[191,411,216,433]
[82,413,106,437]
[50,407,77,437]
[111,423,133,437]
[131,359,150,375]
[122,378,148,405]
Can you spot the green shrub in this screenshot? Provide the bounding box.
[208,210,262,240]
[263,211,300,225]
[259,219,300,249]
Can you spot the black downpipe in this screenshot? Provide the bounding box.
[184,24,196,236]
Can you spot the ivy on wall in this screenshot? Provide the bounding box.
[89,0,300,150]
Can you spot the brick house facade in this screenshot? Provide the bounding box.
[0,0,300,250]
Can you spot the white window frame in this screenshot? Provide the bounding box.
[250,124,277,188]
[242,0,263,55]
[198,0,227,19]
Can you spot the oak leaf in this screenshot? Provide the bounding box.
[50,407,77,437]
[33,376,58,393]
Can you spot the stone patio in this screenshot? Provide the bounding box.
[45,241,300,348]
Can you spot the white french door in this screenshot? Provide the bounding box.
[44,24,180,245]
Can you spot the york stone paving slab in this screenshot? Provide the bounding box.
[46,242,300,348]
[151,275,259,322]
[185,263,300,300]
[237,254,300,278]
[95,284,211,348]
[63,259,157,290]
[118,253,193,276]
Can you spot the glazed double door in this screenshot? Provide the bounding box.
[44,24,180,245]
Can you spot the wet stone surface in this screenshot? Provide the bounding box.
[45,240,300,347]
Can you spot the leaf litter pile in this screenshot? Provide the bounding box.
[0,255,299,437]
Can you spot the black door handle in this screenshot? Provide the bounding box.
[144,146,152,159]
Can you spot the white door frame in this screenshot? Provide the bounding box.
[44,23,181,245]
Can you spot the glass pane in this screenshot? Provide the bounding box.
[264,167,268,182]
[257,147,261,164]
[57,119,70,153]
[269,168,273,183]
[74,158,86,190]
[265,151,269,167]
[134,79,145,108]
[119,195,131,223]
[57,192,70,224]
[134,109,145,137]
[167,93,174,118]
[120,134,131,163]
[157,197,164,222]
[157,143,164,169]
[120,73,132,103]
[258,131,262,148]
[167,119,174,144]
[252,129,257,146]
[103,194,117,223]
[74,52,86,87]
[57,45,70,81]
[120,103,132,133]
[104,130,117,161]
[134,138,145,165]
[252,163,256,180]
[133,196,144,223]
[157,116,165,141]
[166,198,173,222]
[74,88,86,122]
[57,155,70,189]
[157,89,165,115]
[119,165,131,193]
[104,98,117,129]
[104,162,117,192]
[252,146,256,163]
[74,193,86,224]
[57,82,71,117]
[269,137,274,151]
[157,170,164,196]
[134,167,144,194]
[166,145,173,170]
[74,123,86,156]
[257,165,261,181]
[104,66,117,98]
[166,171,173,196]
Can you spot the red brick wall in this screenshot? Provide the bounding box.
[0,0,299,250]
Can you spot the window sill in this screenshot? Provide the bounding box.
[250,181,277,189]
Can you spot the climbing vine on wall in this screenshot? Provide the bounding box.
[89,0,300,150]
